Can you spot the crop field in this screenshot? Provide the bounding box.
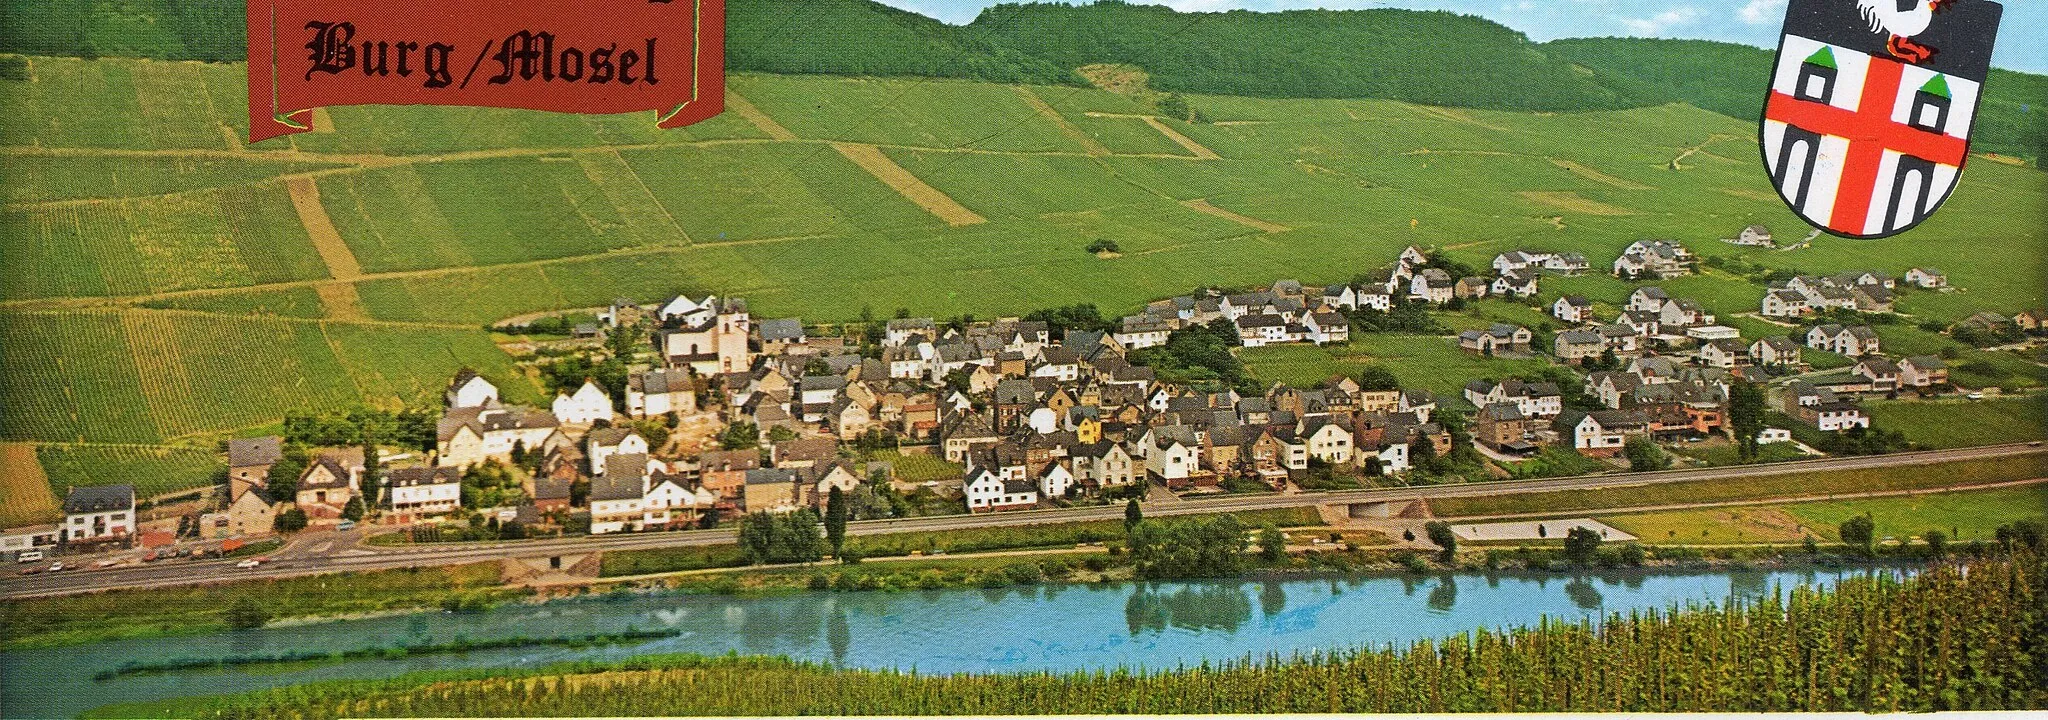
[1240,335,1556,403]
[0,443,60,527]
[34,444,221,502]
[1864,395,2048,448]
[1599,484,2048,546]
[0,309,535,444]
[1,55,2041,478]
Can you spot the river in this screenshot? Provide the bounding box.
[1,566,1896,718]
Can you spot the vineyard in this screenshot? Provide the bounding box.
[34,443,221,501]
[86,552,2046,716]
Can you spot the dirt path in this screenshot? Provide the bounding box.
[723,91,797,141]
[1013,87,1109,157]
[285,177,373,320]
[0,443,60,527]
[1400,103,1508,132]
[1140,117,1219,159]
[1517,191,1636,216]
[1549,159,1652,190]
[285,178,362,280]
[1180,199,1288,233]
[831,142,987,226]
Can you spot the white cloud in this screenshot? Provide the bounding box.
[1618,7,1703,35]
[1738,0,1783,25]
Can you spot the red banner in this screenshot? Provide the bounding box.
[246,0,723,143]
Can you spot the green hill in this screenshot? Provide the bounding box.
[1,0,2040,157]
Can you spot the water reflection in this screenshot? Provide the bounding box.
[1426,575,1458,614]
[1729,570,1770,603]
[1124,584,1253,635]
[827,608,851,665]
[1563,578,1603,610]
[1258,581,1287,617]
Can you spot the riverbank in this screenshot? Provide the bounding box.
[83,552,2045,717]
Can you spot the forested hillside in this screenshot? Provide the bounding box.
[0,0,2040,158]
[1546,37,2048,161]
[964,2,1630,111]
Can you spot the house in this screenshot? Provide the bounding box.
[1144,426,1205,489]
[1761,289,1811,318]
[2015,310,2046,332]
[1555,410,1648,457]
[1898,355,1948,388]
[551,380,615,425]
[226,436,283,500]
[1725,225,1774,247]
[1854,357,1901,392]
[1490,270,1539,297]
[742,468,802,513]
[533,476,574,513]
[626,367,696,418]
[1696,338,1746,369]
[1408,269,1455,304]
[1455,276,1491,300]
[1303,311,1350,344]
[588,429,652,477]
[1114,315,1172,350]
[1958,311,2013,333]
[1037,462,1075,499]
[1463,378,1562,419]
[445,369,500,409]
[1784,381,1870,431]
[1300,417,1354,465]
[1750,337,1803,368]
[1552,296,1592,324]
[1757,428,1794,444]
[653,295,752,375]
[385,467,463,518]
[698,449,762,505]
[589,457,655,534]
[1806,324,1881,357]
[202,488,278,539]
[1473,402,1534,454]
[62,484,136,544]
[800,461,863,508]
[758,318,806,354]
[884,317,936,346]
[1072,441,1137,488]
[1900,267,1946,289]
[1613,240,1693,278]
[436,406,564,468]
[963,466,1039,512]
[1627,287,1670,313]
[1458,324,1532,354]
[294,448,365,523]
[1554,329,1605,364]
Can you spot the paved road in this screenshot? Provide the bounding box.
[4,442,2040,600]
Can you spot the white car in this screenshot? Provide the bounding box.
[235,558,263,569]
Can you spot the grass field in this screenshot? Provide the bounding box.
[1,55,2041,471]
[1240,335,1556,403]
[871,450,965,483]
[1599,484,2048,546]
[1864,395,2048,449]
[1428,454,2048,518]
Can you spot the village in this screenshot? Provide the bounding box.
[9,234,2045,564]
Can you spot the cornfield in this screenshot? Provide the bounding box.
[88,553,2045,717]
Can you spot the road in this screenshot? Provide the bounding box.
[4,442,2040,600]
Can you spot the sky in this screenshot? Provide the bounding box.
[875,0,2048,74]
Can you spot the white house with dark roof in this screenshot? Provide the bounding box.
[62,484,135,543]
[445,369,500,409]
[626,367,695,418]
[385,467,462,517]
[1904,267,1948,289]
[1552,295,1592,324]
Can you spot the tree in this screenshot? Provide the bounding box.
[1355,365,1400,391]
[1257,524,1286,562]
[1839,513,1876,554]
[825,487,849,557]
[267,446,310,500]
[1130,514,1245,579]
[360,442,383,508]
[341,495,365,522]
[1922,529,1947,557]
[274,507,308,533]
[223,597,270,630]
[1424,520,1457,563]
[738,512,776,563]
[1410,430,1441,474]
[1728,381,1768,461]
[1563,526,1603,565]
[1157,92,1191,121]
[1086,238,1121,255]
[719,421,761,450]
[768,425,800,443]
[1623,436,1669,472]
[1124,498,1143,532]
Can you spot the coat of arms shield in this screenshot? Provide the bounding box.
[1762,0,2003,238]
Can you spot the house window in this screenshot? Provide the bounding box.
[111,513,125,521]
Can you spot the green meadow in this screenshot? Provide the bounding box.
[0,55,2040,465]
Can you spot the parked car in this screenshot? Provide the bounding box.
[47,562,65,572]
[336,519,357,531]
[18,566,42,575]
[235,558,263,569]
[16,550,43,563]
